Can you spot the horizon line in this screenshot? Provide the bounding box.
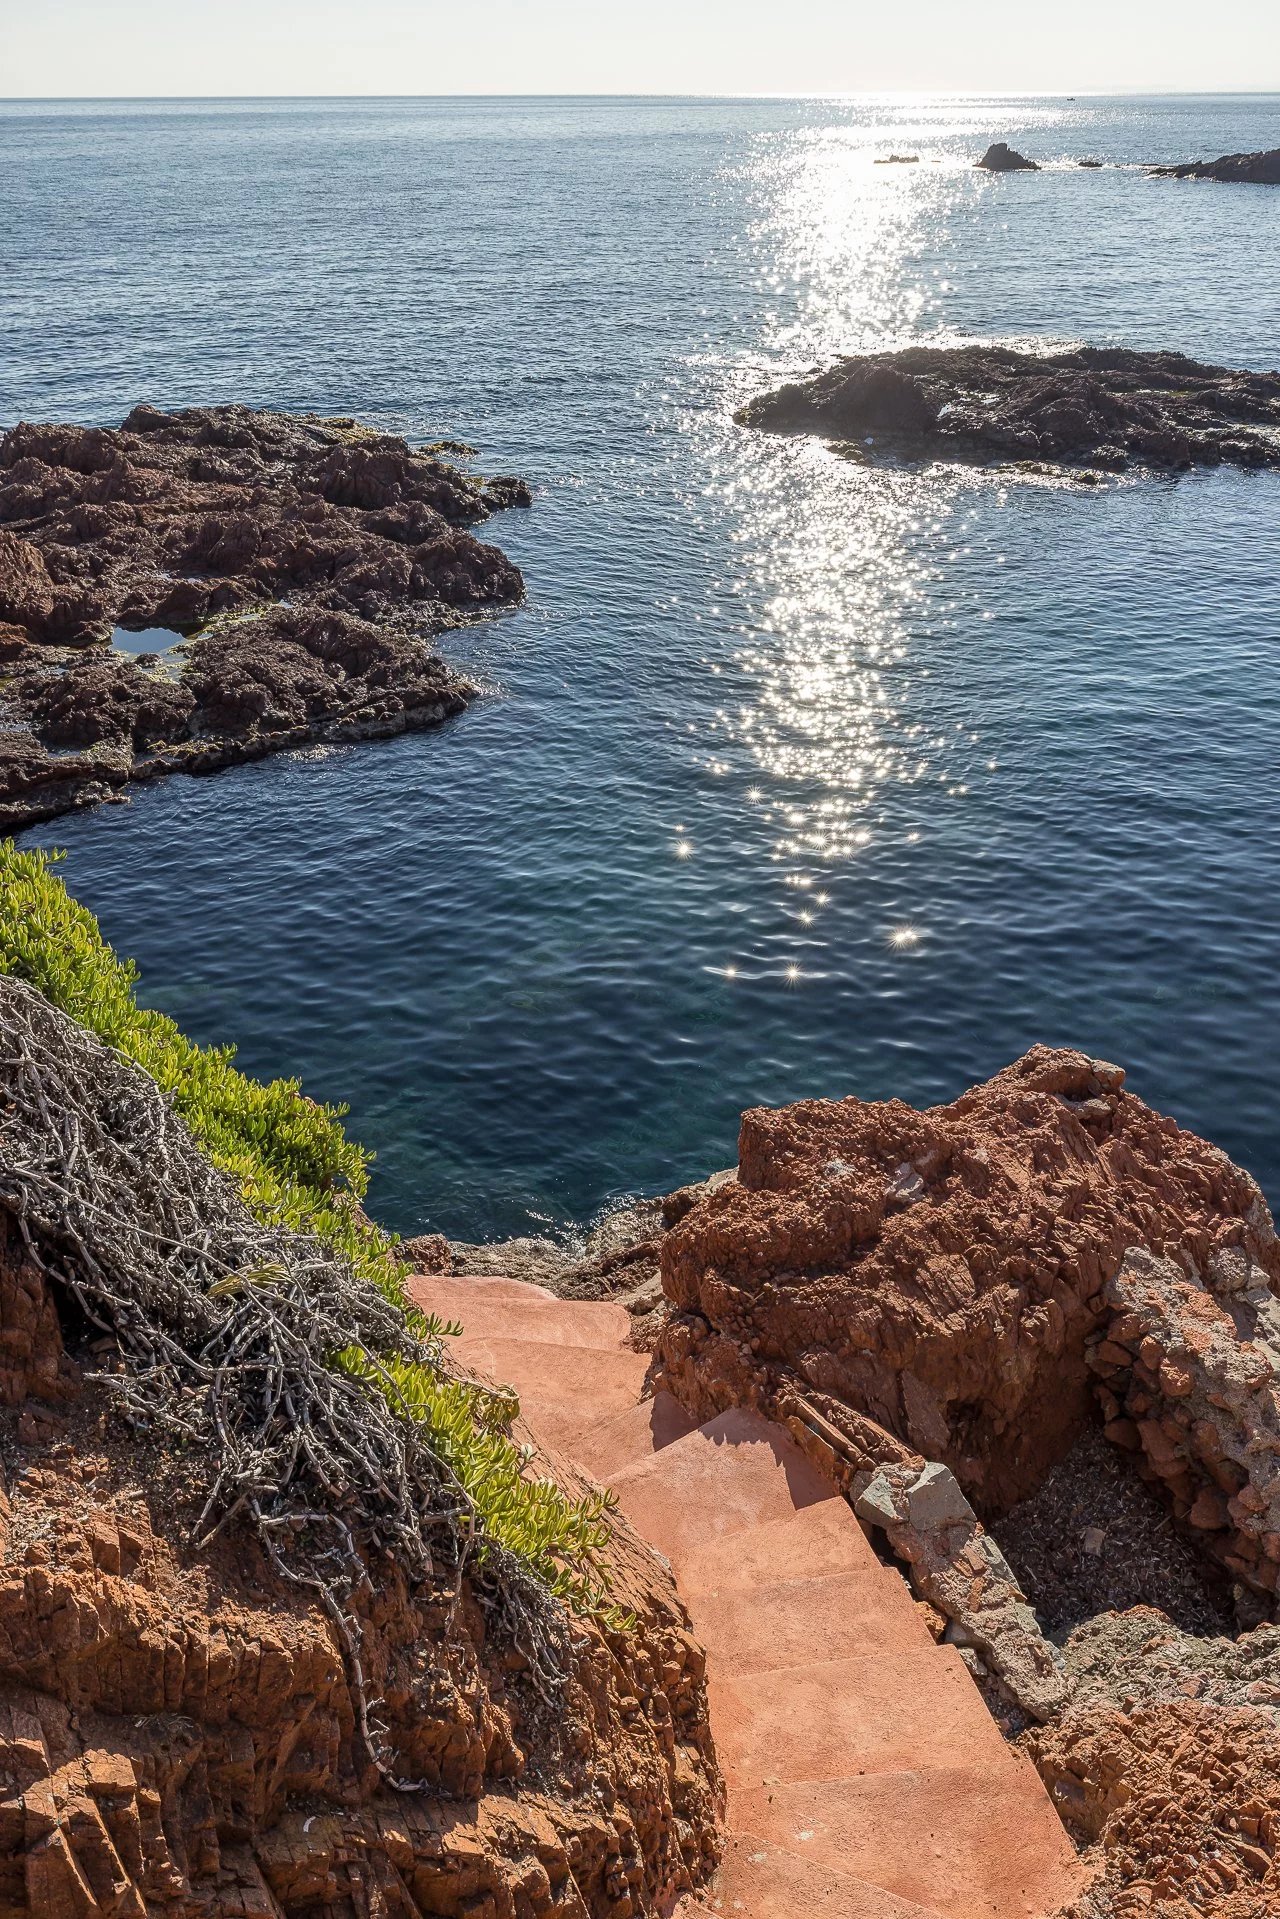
[4,87,1280,103]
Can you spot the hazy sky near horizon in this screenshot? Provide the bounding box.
[5,0,1280,99]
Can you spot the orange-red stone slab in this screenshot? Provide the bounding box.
[712,1648,1024,1788]
[696,1830,948,1918]
[566,1391,699,1479]
[676,1499,875,1598]
[734,1766,1086,1919]
[454,1337,649,1430]
[433,1292,633,1349]
[404,1272,558,1308]
[606,1409,840,1561]
[692,1568,933,1677]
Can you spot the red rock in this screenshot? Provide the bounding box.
[0,1211,722,1917]
[656,1046,1277,1516]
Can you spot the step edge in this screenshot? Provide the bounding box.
[706,1829,953,1919]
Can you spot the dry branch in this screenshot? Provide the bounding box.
[0,975,568,1784]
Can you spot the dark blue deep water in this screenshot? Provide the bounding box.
[3,95,1280,1238]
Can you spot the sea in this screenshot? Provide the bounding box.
[2,94,1278,1239]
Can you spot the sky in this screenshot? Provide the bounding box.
[4,0,1280,99]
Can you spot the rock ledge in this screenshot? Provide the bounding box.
[0,404,530,832]
[737,343,1280,473]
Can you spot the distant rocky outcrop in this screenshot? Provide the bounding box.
[0,405,531,833]
[736,343,1280,472]
[977,142,1039,171]
[874,153,920,165]
[1151,147,1280,185]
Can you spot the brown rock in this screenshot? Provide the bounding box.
[977,142,1040,172]
[1027,1691,1280,1917]
[1188,1487,1230,1532]
[654,1046,1278,1518]
[0,1205,722,1916]
[0,405,529,832]
[1150,147,1280,185]
[736,343,1280,473]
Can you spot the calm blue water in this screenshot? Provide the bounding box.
[4,95,1280,1238]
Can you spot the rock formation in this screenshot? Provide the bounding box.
[647,1048,1280,1913]
[736,344,1280,472]
[853,1456,1069,1721]
[1151,148,1280,185]
[1028,1610,1280,1914]
[0,405,530,832]
[1089,1246,1280,1608]
[653,1045,1278,1518]
[0,986,722,1916]
[0,1402,721,1918]
[977,143,1040,171]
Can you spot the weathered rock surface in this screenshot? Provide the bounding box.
[853,1458,1068,1721]
[736,343,1280,472]
[0,405,529,832]
[1088,1245,1280,1608]
[0,1217,722,1916]
[1027,1609,1280,1916]
[977,142,1039,171]
[652,1046,1278,1519]
[651,1051,1280,1911]
[1151,148,1280,185]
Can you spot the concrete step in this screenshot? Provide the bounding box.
[404,1272,558,1309]
[606,1409,840,1563]
[733,1767,1085,1919]
[425,1289,633,1349]
[565,1390,699,1479]
[454,1336,650,1445]
[676,1498,877,1599]
[711,1649,1024,1790]
[695,1831,948,1919]
[693,1568,933,1676]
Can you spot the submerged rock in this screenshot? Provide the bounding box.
[736,342,1280,472]
[1151,146,1280,185]
[977,142,1039,171]
[0,405,530,832]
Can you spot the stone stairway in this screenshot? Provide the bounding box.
[408,1274,1084,1919]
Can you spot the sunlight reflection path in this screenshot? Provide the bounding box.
[672,110,1007,978]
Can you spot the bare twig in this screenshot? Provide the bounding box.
[0,977,569,1784]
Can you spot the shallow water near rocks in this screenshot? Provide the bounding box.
[4,94,1280,1239]
[110,625,187,660]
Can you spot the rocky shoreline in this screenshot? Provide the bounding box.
[0,404,530,833]
[1149,147,1280,185]
[737,343,1280,473]
[442,1050,1280,1915]
[8,903,1280,1913]
[969,141,1280,183]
